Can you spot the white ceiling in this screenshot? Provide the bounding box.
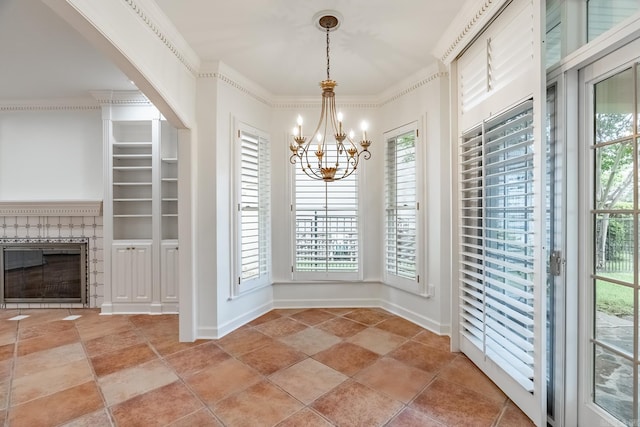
[0,0,468,100]
[0,0,135,100]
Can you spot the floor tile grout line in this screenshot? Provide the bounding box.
[3,311,20,426]
[491,400,511,427]
[71,309,117,427]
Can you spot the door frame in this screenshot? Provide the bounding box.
[577,36,640,427]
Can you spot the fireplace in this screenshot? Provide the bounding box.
[0,240,87,304]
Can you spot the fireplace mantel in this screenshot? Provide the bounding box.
[0,201,102,217]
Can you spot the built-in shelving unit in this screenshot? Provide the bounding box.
[160,121,178,241]
[111,121,153,240]
[101,101,179,314]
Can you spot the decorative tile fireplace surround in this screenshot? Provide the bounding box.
[0,201,103,308]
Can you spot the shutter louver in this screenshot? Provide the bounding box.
[294,156,358,273]
[239,130,270,287]
[459,100,535,392]
[385,130,417,281]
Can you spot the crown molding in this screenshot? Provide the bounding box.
[90,90,152,106]
[272,96,379,110]
[0,98,100,112]
[378,71,448,107]
[0,200,103,217]
[198,70,274,108]
[433,0,510,65]
[122,0,200,75]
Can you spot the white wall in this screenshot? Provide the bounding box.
[194,62,275,338]
[0,109,103,200]
[377,66,452,334]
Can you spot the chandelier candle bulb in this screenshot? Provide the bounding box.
[297,115,303,137]
[361,121,368,141]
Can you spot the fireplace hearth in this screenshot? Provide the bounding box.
[0,239,87,304]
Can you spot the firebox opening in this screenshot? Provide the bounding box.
[0,242,87,304]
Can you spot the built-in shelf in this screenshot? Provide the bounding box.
[113,182,153,186]
[113,142,152,146]
[162,158,178,163]
[113,154,153,159]
[113,166,152,170]
[161,178,177,182]
[162,214,178,217]
[114,198,153,202]
[114,214,153,218]
[162,198,178,202]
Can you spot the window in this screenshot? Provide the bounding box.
[235,124,271,293]
[292,159,359,280]
[384,124,422,292]
[459,100,535,392]
[587,0,640,42]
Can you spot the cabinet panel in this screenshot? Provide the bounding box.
[111,242,152,303]
[161,242,179,302]
[131,245,152,302]
[112,245,132,302]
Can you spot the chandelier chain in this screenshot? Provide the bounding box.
[326,27,330,80]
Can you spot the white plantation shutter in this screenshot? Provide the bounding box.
[385,128,418,288]
[237,127,270,291]
[293,154,359,278]
[459,99,535,391]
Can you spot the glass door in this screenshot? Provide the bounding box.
[580,39,640,426]
[546,84,566,426]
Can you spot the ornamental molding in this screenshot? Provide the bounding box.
[378,71,448,106]
[122,0,200,75]
[272,100,379,110]
[434,0,509,65]
[0,201,103,217]
[90,90,152,106]
[0,100,100,112]
[199,72,274,107]
[0,237,89,244]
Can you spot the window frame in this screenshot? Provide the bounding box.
[233,121,272,295]
[382,122,426,295]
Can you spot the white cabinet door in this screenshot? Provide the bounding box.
[111,242,152,303]
[161,241,179,302]
[112,244,133,302]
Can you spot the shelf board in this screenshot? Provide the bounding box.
[162,158,178,163]
[162,198,178,202]
[113,198,153,202]
[162,214,178,217]
[161,178,178,182]
[113,154,152,159]
[113,142,152,147]
[113,214,152,218]
[113,166,152,170]
[113,182,152,186]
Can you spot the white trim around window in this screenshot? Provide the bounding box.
[233,121,272,295]
[382,122,426,295]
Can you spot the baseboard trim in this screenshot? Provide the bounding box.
[273,297,381,309]
[379,300,449,336]
[196,301,274,339]
[100,302,178,315]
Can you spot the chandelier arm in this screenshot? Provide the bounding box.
[302,143,322,179]
[301,145,324,180]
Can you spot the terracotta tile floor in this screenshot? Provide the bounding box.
[0,307,535,426]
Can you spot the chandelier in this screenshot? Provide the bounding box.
[289,13,371,182]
